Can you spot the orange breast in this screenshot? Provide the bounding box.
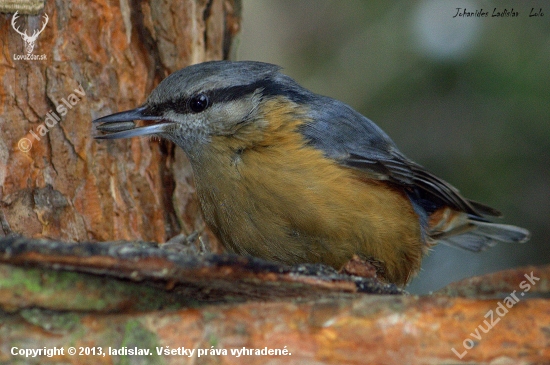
[192,98,424,284]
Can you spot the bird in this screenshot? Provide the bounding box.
[93,60,530,285]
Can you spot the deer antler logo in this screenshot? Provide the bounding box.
[11,11,49,55]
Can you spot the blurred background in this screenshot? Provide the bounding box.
[237,0,550,294]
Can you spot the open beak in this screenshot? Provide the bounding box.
[93,106,171,140]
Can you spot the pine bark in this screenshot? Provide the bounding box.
[0,0,241,244]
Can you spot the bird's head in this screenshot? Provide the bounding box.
[93,61,312,156]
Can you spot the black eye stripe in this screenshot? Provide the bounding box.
[149,78,312,115]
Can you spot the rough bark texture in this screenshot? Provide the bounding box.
[0,271,548,365]
[0,236,402,310]
[0,0,241,245]
[0,236,549,364]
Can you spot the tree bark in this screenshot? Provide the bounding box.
[0,0,241,244]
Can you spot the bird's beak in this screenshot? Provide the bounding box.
[93,106,171,140]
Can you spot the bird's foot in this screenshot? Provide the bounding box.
[339,254,382,280]
[159,231,208,255]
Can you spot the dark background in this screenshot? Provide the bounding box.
[237,0,549,294]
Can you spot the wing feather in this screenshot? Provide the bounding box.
[300,97,500,218]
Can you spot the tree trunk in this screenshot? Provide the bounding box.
[0,0,241,245]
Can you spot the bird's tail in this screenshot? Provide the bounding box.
[427,207,530,252]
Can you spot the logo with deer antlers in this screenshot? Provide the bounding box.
[11,11,49,55]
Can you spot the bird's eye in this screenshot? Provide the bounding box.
[189,93,210,113]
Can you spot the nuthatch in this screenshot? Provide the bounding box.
[93,61,530,285]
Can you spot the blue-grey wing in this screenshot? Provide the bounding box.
[299,96,500,218]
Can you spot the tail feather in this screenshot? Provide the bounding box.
[439,221,530,252]
[427,206,530,252]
